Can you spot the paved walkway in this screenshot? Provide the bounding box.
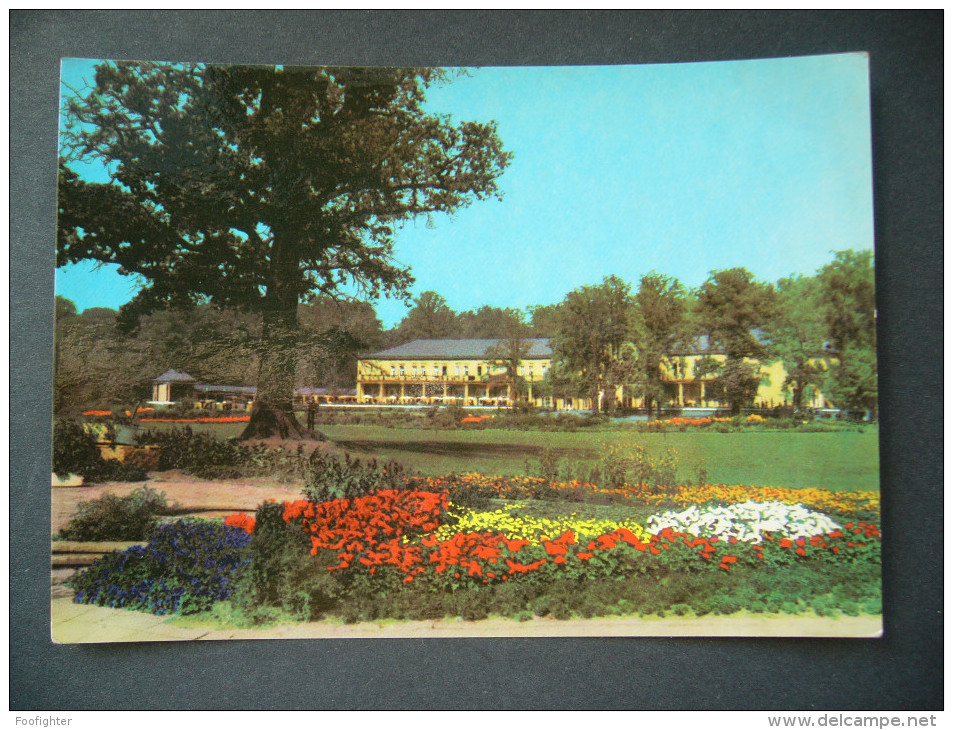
[52,475,304,534]
[51,597,882,643]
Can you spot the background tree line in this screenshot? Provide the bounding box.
[55,248,875,418]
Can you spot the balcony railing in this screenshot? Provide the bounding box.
[357,373,513,384]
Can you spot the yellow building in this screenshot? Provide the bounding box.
[356,338,553,406]
[356,338,833,412]
[656,353,830,409]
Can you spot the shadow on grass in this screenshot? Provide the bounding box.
[335,439,594,460]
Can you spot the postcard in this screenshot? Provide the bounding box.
[52,54,879,642]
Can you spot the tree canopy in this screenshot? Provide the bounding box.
[764,275,829,411]
[695,268,776,413]
[58,61,511,437]
[816,249,877,416]
[633,272,689,418]
[550,276,636,414]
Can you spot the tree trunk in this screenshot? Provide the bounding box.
[791,383,803,413]
[239,232,322,441]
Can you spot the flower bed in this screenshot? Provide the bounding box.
[276,489,879,587]
[646,502,843,544]
[69,520,252,615]
[71,481,882,622]
[434,502,651,543]
[412,473,879,514]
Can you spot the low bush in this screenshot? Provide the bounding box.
[303,451,410,503]
[69,519,253,615]
[229,501,344,623]
[135,426,307,481]
[53,420,148,483]
[58,486,175,542]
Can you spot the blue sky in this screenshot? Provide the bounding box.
[56,54,874,328]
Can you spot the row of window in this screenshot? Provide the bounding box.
[365,361,550,379]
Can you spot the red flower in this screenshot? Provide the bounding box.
[224,513,256,534]
[577,552,593,560]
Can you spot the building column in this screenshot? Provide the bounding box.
[464,384,469,402]
[699,381,705,406]
[442,384,448,399]
[677,382,684,406]
[400,383,405,400]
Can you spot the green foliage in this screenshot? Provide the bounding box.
[58,486,173,542]
[303,451,409,503]
[551,275,638,415]
[394,291,458,341]
[230,502,343,623]
[696,268,776,413]
[816,250,877,417]
[52,420,148,483]
[633,272,689,416]
[600,441,679,489]
[59,62,510,436]
[765,275,829,411]
[425,404,467,429]
[136,426,307,480]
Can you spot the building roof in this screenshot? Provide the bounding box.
[153,369,196,383]
[194,384,257,395]
[361,338,553,360]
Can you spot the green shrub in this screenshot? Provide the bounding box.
[302,451,410,503]
[53,420,148,483]
[230,501,344,623]
[58,486,175,542]
[136,426,308,481]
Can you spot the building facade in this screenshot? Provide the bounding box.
[356,338,553,406]
[356,338,833,411]
[150,370,355,410]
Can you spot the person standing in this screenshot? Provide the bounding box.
[306,399,316,431]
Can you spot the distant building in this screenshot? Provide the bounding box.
[355,337,834,411]
[149,370,355,410]
[356,338,553,407]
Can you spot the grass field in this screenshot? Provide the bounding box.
[144,421,880,492]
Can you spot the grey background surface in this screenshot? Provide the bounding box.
[11,10,942,710]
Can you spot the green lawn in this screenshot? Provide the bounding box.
[318,425,879,492]
[139,420,879,492]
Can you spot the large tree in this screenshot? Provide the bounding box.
[482,308,534,407]
[58,62,510,438]
[695,267,776,414]
[764,274,829,412]
[551,276,636,415]
[297,297,384,392]
[816,249,877,418]
[633,272,688,419]
[393,291,458,342]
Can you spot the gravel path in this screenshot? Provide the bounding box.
[51,473,305,534]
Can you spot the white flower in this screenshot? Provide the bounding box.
[647,501,841,543]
